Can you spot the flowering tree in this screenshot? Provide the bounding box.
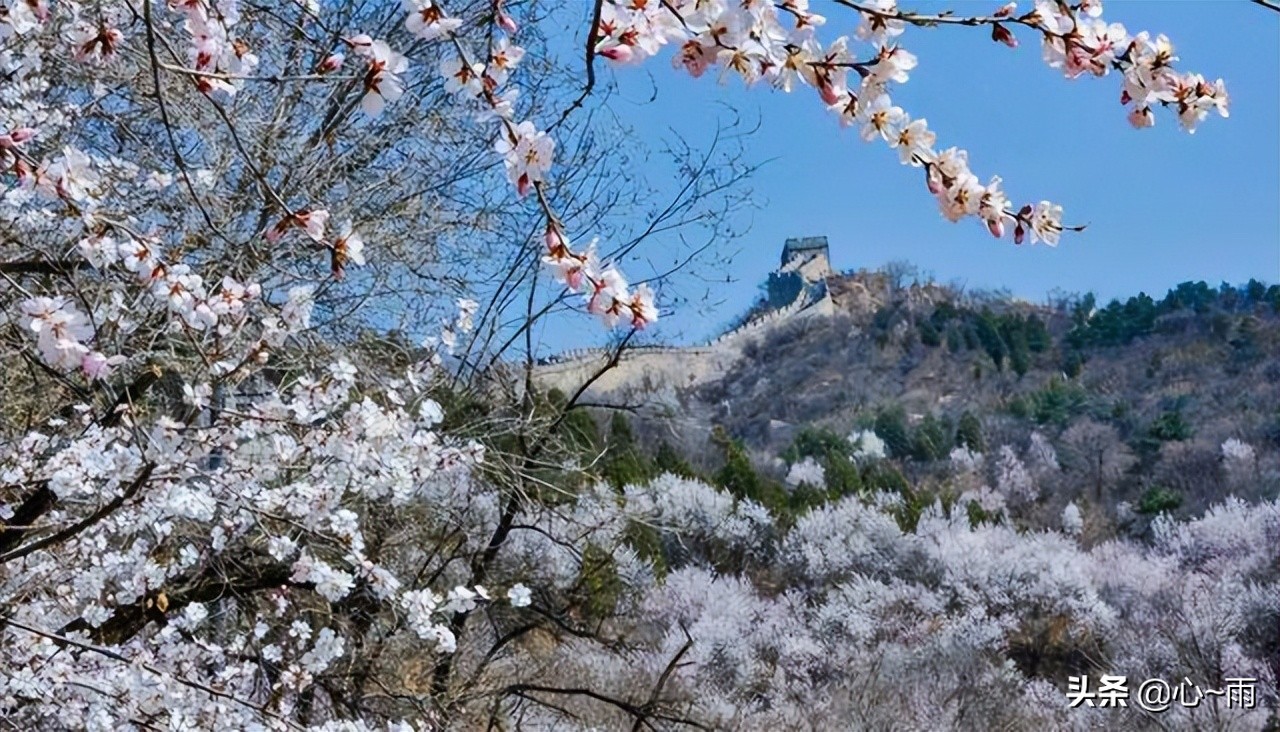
[0,0,1261,729]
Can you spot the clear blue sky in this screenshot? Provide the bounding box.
[540,0,1279,350]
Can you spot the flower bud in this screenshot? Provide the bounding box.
[317,53,344,73]
[987,217,1005,239]
[925,165,944,195]
[991,24,1018,49]
[496,9,518,34]
[1127,106,1155,129]
[544,222,567,256]
[14,157,34,185]
[6,127,37,146]
[994,2,1017,17]
[598,44,633,63]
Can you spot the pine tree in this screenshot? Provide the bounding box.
[955,411,986,452]
[873,407,913,459]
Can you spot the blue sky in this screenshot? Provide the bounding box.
[547,0,1279,348]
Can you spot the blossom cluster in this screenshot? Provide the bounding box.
[301,1,659,329]
[17,296,121,379]
[16,222,268,380]
[591,0,1228,245]
[0,354,532,728]
[410,1,658,328]
[1032,3,1229,132]
[173,0,259,98]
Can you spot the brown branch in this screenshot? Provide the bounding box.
[142,0,227,245]
[60,549,298,646]
[548,329,637,435]
[0,259,89,276]
[0,462,156,566]
[547,0,604,133]
[97,362,165,428]
[505,682,710,731]
[0,480,54,554]
[633,625,694,732]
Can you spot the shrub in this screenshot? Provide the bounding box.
[1137,486,1183,515]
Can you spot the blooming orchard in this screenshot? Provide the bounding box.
[0,0,1251,729]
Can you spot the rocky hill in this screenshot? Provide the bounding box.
[533,244,1280,534]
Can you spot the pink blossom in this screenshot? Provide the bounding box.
[72,24,125,65]
[404,0,461,41]
[494,121,554,197]
[316,53,344,73]
[626,284,659,329]
[360,41,408,117]
[81,351,126,380]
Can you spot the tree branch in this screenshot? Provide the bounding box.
[0,462,156,566]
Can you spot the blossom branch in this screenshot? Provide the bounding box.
[0,618,307,731]
[0,463,156,565]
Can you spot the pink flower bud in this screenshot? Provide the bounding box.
[925,166,944,195]
[990,24,1017,49]
[598,44,633,63]
[82,351,125,380]
[994,2,1017,18]
[818,83,841,106]
[496,9,518,34]
[987,217,1005,239]
[516,172,532,198]
[5,127,37,146]
[544,222,567,256]
[14,158,34,185]
[1127,106,1155,129]
[565,263,585,291]
[266,219,290,243]
[1014,223,1025,245]
[317,53,344,73]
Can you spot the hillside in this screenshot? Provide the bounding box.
[536,259,1280,535]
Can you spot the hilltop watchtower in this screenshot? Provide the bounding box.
[780,236,831,275]
[766,235,833,309]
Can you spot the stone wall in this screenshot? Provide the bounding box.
[532,237,841,398]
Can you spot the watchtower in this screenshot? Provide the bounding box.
[766,235,832,309]
[780,236,831,273]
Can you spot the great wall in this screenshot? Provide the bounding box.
[532,236,848,396]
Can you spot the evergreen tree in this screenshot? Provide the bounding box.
[873,407,913,459]
[602,412,653,488]
[1007,330,1031,376]
[955,411,986,452]
[911,415,950,462]
[653,440,699,479]
[974,311,1007,370]
[560,408,600,453]
[1062,350,1085,378]
[1148,409,1194,442]
[918,318,941,347]
[713,427,787,514]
